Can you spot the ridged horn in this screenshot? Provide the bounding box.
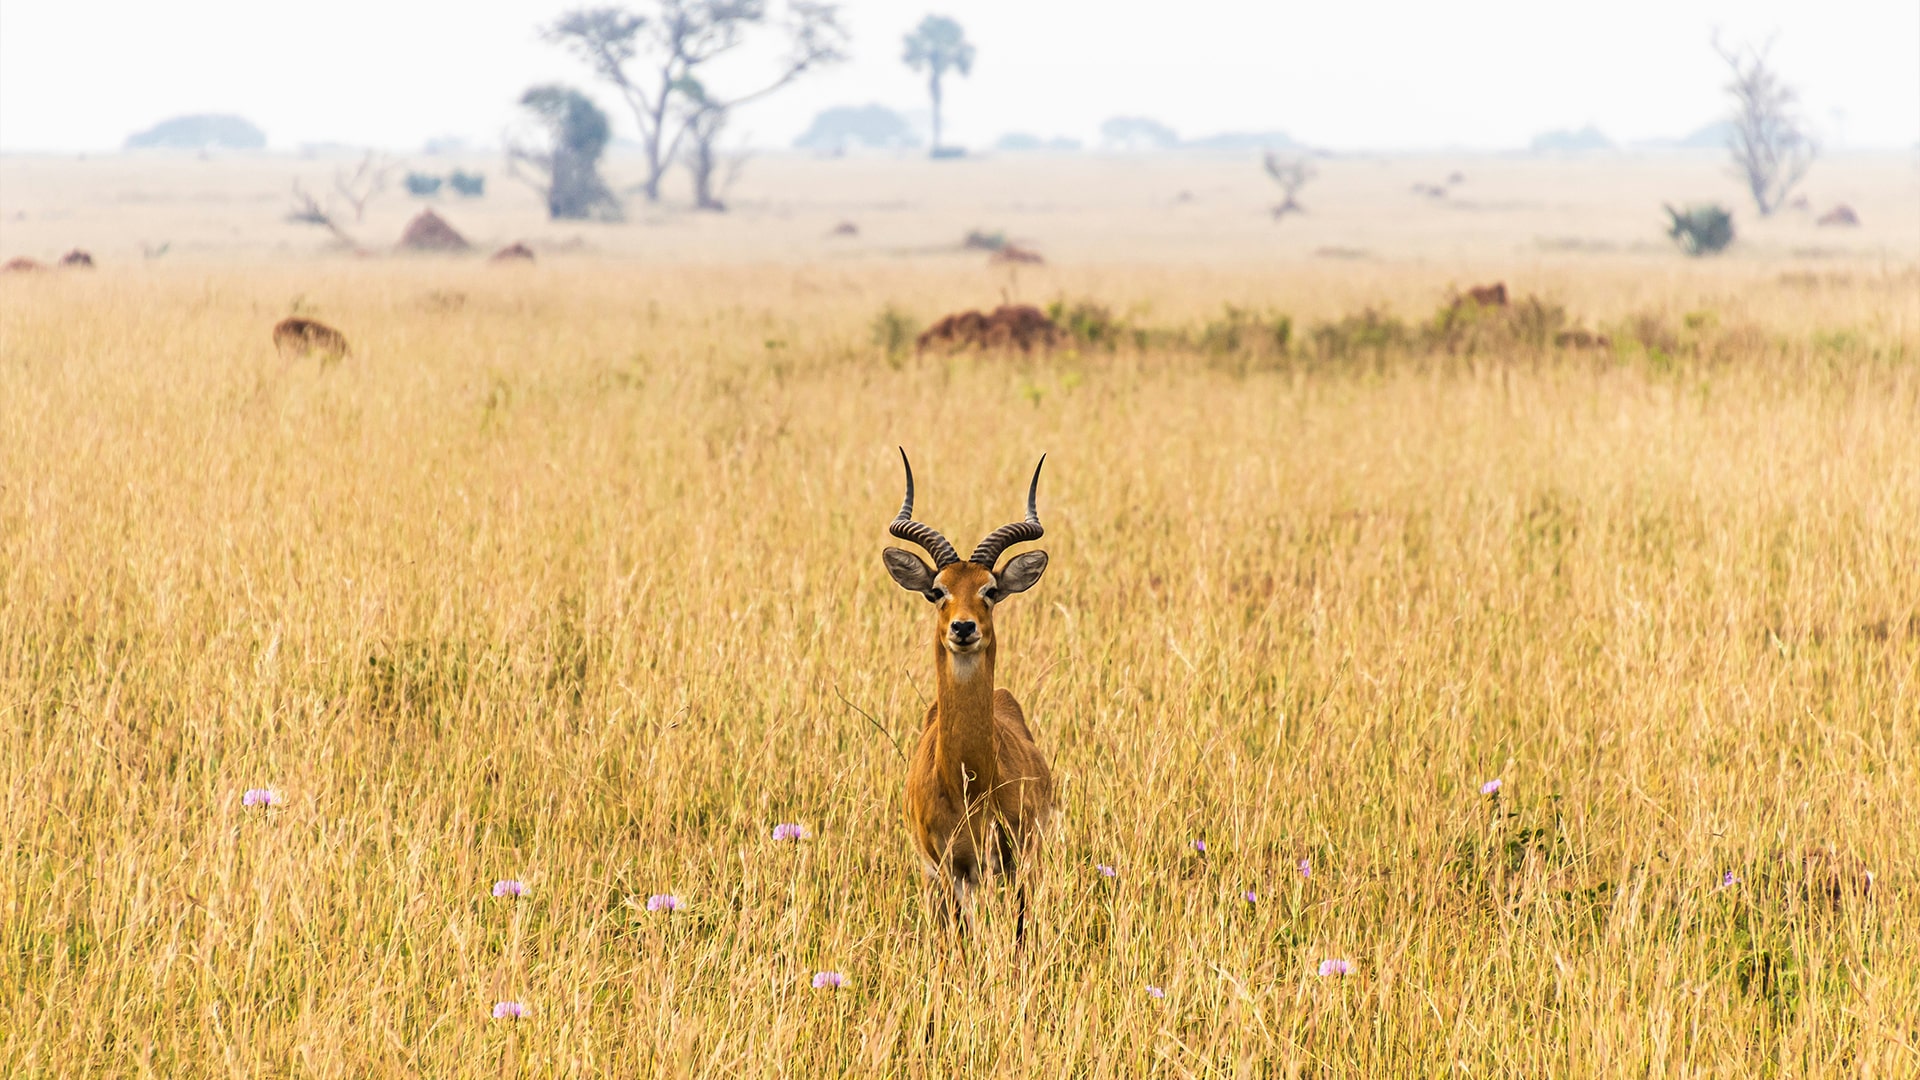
[888,448,960,568]
[970,455,1046,567]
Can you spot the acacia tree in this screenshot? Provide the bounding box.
[1715,35,1814,217]
[676,80,747,210]
[547,2,844,203]
[1263,152,1315,218]
[902,15,974,156]
[507,85,623,221]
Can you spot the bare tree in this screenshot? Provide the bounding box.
[286,183,362,249]
[1264,152,1315,218]
[1715,34,1814,217]
[333,152,394,223]
[546,2,845,203]
[506,85,624,221]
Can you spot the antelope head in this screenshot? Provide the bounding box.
[882,449,1049,658]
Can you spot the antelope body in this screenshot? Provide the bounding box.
[272,317,351,362]
[883,450,1054,936]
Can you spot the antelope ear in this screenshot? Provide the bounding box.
[993,550,1048,596]
[883,547,941,601]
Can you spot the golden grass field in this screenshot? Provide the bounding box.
[3,153,1918,1076]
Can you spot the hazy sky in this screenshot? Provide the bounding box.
[1,0,1913,153]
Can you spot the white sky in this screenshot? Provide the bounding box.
[0,0,1913,153]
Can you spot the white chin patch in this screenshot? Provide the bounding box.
[947,651,983,677]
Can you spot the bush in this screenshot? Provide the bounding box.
[1046,299,1129,350]
[448,171,485,197]
[870,305,921,360]
[1198,305,1292,358]
[1309,309,1410,362]
[1665,203,1734,256]
[405,173,444,197]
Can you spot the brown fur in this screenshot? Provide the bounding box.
[272,317,351,361]
[916,304,1064,353]
[59,249,95,268]
[3,256,45,274]
[899,559,1053,936]
[490,242,536,262]
[1459,282,1509,308]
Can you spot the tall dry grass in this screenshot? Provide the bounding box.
[3,263,1917,1076]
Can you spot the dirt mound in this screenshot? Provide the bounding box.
[1816,204,1860,227]
[273,316,351,361]
[397,209,471,252]
[490,242,536,263]
[3,256,45,273]
[991,244,1045,266]
[59,249,95,268]
[1455,282,1509,308]
[916,304,1064,353]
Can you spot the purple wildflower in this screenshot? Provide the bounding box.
[811,971,847,990]
[1480,779,1502,796]
[646,893,681,912]
[492,879,528,898]
[1145,985,1166,999]
[1298,857,1312,879]
[1097,864,1117,878]
[241,788,281,809]
[1192,839,1208,855]
[492,1001,528,1020]
[1243,890,1258,904]
[1718,871,1739,890]
[1318,959,1352,977]
[771,823,810,842]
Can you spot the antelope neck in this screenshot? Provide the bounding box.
[932,638,999,800]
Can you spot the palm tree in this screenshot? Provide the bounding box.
[902,15,974,157]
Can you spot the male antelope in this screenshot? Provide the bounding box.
[883,449,1054,936]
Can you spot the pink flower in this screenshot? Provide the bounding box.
[771,823,810,842]
[1096,864,1117,878]
[646,894,681,912]
[1243,890,1257,904]
[1318,959,1352,977]
[242,788,281,808]
[492,879,528,898]
[1480,779,1502,796]
[1145,985,1165,999]
[492,1001,528,1020]
[1298,857,1312,879]
[810,971,847,989]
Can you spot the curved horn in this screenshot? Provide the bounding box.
[971,454,1046,567]
[888,447,960,568]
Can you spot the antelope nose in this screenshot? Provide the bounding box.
[950,620,977,639]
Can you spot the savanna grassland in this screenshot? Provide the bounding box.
[3,154,1919,1077]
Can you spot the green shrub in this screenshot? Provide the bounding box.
[405,172,444,197]
[870,304,921,360]
[448,170,486,197]
[1665,203,1734,256]
[1309,308,1409,361]
[1046,299,1129,350]
[1197,305,1292,357]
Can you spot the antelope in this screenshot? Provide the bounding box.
[272,317,351,364]
[883,449,1054,938]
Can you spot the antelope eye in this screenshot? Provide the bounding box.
[983,587,1003,603]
